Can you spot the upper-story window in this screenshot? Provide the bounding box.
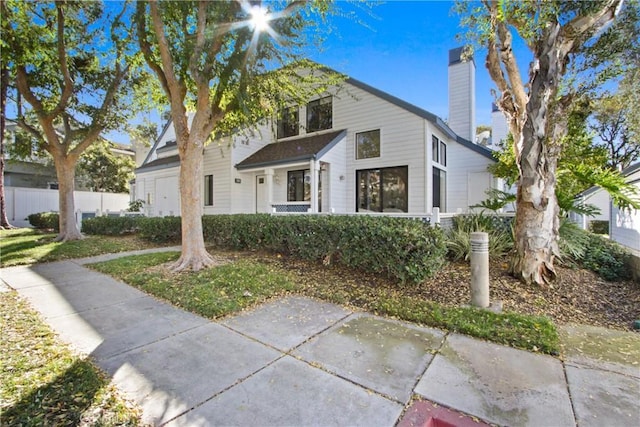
[306,96,332,132]
[432,135,447,166]
[356,129,381,160]
[277,106,299,139]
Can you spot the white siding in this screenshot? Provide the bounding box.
[230,123,272,213]
[332,82,427,213]
[446,140,496,213]
[202,139,234,214]
[584,189,610,223]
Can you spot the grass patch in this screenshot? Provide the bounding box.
[372,296,558,354]
[89,252,299,319]
[0,291,142,426]
[0,228,165,267]
[88,250,560,354]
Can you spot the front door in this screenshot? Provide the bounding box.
[256,175,269,213]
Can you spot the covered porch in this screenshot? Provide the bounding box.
[235,130,346,214]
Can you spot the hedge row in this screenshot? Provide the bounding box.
[82,214,447,284]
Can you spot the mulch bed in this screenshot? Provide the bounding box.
[258,253,640,331]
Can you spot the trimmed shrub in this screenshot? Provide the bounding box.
[87,214,446,283]
[81,216,142,235]
[201,214,446,284]
[138,216,182,243]
[27,212,59,232]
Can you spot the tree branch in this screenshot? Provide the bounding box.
[494,12,528,112]
[560,0,623,54]
[48,3,74,120]
[15,118,46,146]
[188,0,208,85]
[136,1,171,96]
[70,63,130,159]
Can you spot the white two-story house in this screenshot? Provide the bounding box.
[134,48,499,217]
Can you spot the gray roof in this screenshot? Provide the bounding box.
[135,154,180,173]
[236,130,346,170]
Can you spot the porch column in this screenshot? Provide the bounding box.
[265,168,274,211]
[310,159,319,213]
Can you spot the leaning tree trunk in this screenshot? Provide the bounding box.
[54,156,83,241]
[171,139,215,272]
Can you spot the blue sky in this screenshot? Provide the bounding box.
[108,0,533,145]
[309,0,509,129]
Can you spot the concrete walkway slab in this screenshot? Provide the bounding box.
[0,263,86,289]
[15,274,147,319]
[294,314,445,403]
[46,295,209,360]
[566,364,640,427]
[222,295,351,351]
[559,324,640,378]
[100,322,281,425]
[169,355,404,427]
[415,333,575,427]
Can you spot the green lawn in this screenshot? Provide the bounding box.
[0,291,143,426]
[0,228,165,267]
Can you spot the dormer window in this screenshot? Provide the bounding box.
[306,96,332,132]
[277,106,299,139]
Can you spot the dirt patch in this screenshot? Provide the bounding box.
[250,252,640,331]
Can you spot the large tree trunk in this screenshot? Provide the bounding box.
[0,62,12,229]
[510,125,561,285]
[509,30,566,285]
[54,156,83,241]
[171,139,214,272]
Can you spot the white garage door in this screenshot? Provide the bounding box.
[155,176,180,216]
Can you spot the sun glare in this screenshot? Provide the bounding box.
[250,5,270,32]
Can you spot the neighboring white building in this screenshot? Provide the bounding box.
[572,186,610,231]
[134,51,499,217]
[610,162,640,253]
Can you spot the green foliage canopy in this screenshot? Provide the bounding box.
[76,141,135,194]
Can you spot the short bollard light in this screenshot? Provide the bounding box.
[469,232,490,308]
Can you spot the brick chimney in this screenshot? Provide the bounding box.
[448,47,476,142]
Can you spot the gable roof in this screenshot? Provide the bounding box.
[236,130,346,170]
[343,76,495,161]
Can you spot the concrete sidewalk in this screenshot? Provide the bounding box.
[1,251,639,426]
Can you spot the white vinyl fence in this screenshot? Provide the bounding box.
[4,186,130,228]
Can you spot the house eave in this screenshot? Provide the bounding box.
[236,154,315,171]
